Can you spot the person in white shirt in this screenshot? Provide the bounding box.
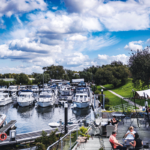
[124,126,136,140]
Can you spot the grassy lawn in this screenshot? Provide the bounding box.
[130,98,150,107]
[103,90,127,106]
[102,78,148,98]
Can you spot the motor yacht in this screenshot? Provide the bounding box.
[8,85,18,100]
[0,86,7,93]
[37,92,55,107]
[59,90,74,102]
[17,90,35,107]
[0,91,12,106]
[73,93,90,108]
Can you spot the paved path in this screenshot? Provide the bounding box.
[100,85,143,110]
[76,137,100,150]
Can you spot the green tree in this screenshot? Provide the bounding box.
[15,73,30,84]
[34,73,50,84]
[129,48,150,88]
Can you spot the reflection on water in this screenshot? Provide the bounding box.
[36,106,55,119]
[0,103,91,134]
[17,106,34,118]
[72,107,91,117]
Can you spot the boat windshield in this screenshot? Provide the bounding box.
[40,95,51,98]
[9,87,17,90]
[61,91,72,96]
[19,95,31,98]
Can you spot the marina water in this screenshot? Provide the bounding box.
[0,103,91,134]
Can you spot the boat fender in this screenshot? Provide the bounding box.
[0,133,7,141]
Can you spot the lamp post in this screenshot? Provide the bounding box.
[101,89,103,109]
[64,103,68,134]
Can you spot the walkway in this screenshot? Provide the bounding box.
[100,85,143,110]
[77,137,100,150]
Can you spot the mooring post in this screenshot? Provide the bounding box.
[64,103,68,134]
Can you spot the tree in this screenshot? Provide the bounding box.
[15,73,30,84]
[94,61,129,87]
[129,48,150,88]
[34,73,50,84]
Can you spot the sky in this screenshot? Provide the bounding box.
[0,0,150,74]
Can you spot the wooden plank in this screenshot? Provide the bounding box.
[0,120,17,133]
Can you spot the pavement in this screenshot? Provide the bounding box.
[100,85,143,111]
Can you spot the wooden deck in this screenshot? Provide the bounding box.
[0,120,16,133]
[0,124,78,146]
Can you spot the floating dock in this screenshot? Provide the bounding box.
[0,120,16,133]
[0,124,78,146]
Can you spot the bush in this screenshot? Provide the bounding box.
[105,104,110,110]
[36,142,46,150]
[94,90,100,94]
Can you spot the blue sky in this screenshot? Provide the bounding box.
[0,0,150,73]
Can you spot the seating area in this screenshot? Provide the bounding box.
[75,111,150,150]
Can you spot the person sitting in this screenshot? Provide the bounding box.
[108,116,119,125]
[129,133,143,150]
[109,131,126,150]
[124,126,136,140]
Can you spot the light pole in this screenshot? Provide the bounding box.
[101,89,103,109]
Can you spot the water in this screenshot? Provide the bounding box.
[0,103,91,134]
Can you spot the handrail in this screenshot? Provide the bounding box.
[47,126,79,150]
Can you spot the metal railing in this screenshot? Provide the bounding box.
[47,126,79,150]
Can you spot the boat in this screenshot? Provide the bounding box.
[8,85,18,101]
[37,92,55,107]
[59,90,74,102]
[0,86,7,93]
[72,93,90,108]
[0,114,6,127]
[17,90,35,107]
[0,91,12,106]
[31,85,39,92]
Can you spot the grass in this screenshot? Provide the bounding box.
[102,78,148,98]
[103,90,127,106]
[130,98,150,107]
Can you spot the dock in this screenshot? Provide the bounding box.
[0,120,17,133]
[0,124,78,146]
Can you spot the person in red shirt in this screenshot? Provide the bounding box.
[109,131,126,150]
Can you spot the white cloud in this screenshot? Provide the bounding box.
[124,41,143,51]
[96,54,128,65]
[68,34,87,41]
[64,0,150,31]
[0,0,47,17]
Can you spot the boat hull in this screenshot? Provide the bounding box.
[17,100,34,107]
[0,98,12,106]
[37,101,55,107]
[73,101,90,108]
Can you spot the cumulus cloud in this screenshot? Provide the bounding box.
[124,41,143,51]
[64,0,150,31]
[0,0,47,17]
[96,54,128,65]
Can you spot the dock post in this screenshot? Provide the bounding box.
[9,130,16,141]
[64,103,68,134]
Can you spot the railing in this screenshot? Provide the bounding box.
[47,105,102,150]
[47,126,79,150]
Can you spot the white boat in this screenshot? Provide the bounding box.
[59,90,74,102]
[0,92,12,106]
[8,85,18,100]
[37,92,55,107]
[31,85,39,92]
[17,90,35,107]
[0,86,7,93]
[0,114,6,127]
[73,93,90,108]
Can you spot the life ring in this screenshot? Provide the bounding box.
[0,133,7,141]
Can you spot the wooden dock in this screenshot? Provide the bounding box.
[0,124,78,146]
[0,120,16,133]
